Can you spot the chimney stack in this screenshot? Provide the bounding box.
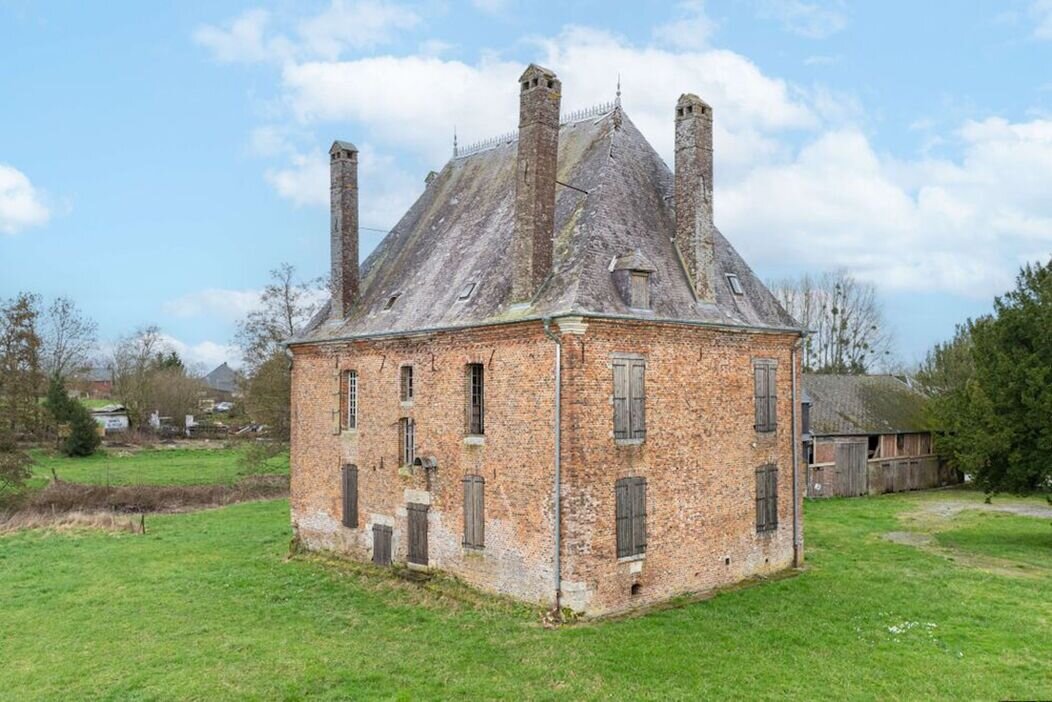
[511,64,561,304]
[674,94,716,303]
[329,140,359,319]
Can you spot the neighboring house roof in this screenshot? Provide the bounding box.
[803,374,932,436]
[91,403,127,416]
[205,362,239,394]
[295,108,800,344]
[84,367,113,382]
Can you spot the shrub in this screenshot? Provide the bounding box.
[63,403,101,457]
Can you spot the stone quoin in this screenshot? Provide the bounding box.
[287,63,807,616]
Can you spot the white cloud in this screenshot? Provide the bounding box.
[471,0,510,14]
[653,1,718,50]
[161,335,242,371]
[1033,0,1052,39]
[754,0,847,39]
[194,2,419,64]
[0,164,50,234]
[163,288,263,322]
[720,118,1052,298]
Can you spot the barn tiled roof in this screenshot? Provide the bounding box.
[803,374,932,436]
[295,108,800,344]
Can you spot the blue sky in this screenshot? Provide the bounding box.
[2,0,1050,369]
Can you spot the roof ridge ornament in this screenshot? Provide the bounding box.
[615,73,621,108]
[454,101,619,160]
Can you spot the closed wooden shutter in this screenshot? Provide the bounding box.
[341,464,358,528]
[756,464,778,532]
[612,360,629,439]
[339,371,349,430]
[766,466,778,529]
[331,360,342,435]
[755,466,767,530]
[766,366,777,432]
[630,272,650,309]
[615,477,646,557]
[754,363,768,431]
[462,475,484,548]
[372,524,392,565]
[629,360,646,440]
[407,503,428,565]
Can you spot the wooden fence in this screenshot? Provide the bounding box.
[806,454,961,498]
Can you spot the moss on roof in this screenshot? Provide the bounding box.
[804,374,932,436]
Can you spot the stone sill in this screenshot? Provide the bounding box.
[617,553,646,563]
[615,438,644,447]
[340,428,358,436]
[406,561,430,572]
[400,400,413,409]
[463,435,485,446]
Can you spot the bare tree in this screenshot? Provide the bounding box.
[235,263,324,374]
[769,269,893,374]
[40,296,98,380]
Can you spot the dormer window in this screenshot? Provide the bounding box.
[384,293,401,310]
[630,271,650,309]
[458,282,476,301]
[726,274,744,296]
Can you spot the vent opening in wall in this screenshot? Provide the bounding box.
[631,583,642,596]
[724,557,731,566]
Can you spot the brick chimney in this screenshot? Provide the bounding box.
[511,64,561,304]
[674,94,716,303]
[329,140,359,319]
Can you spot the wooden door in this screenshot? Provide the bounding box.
[372,524,392,566]
[407,503,429,566]
[835,441,868,496]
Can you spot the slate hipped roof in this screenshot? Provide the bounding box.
[205,362,238,394]
[296,107,800,344]
[803,374,932,436]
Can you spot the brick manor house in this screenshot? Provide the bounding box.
[288,64,807,616]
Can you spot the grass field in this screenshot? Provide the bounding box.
[0,488,1049,700]
[28,446,289,488]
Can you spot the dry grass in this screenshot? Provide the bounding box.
[0,509,144,535]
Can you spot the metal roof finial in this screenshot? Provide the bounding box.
[615,73,621,107]
[453,126,458,157]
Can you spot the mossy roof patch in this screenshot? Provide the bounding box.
[804,374,933,436]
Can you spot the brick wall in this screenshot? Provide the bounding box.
[290,316,803,616]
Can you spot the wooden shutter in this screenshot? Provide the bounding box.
[615,478,631,557]
[372,524,392,565]
[341,464,358,528]
[612,360,629,439]
[754,363,768,431]
[631,272,650,309]
[339,371,349,430]
[755,466,768,531]
[462,475,484,547]
[629,360,646,439]
[398,419,406,464]
[631,477,647,553]
[766,466,778,529]
[766,365,777,432]
[407,503,429,565]
[331,360,342,435]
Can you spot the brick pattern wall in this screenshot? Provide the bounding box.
[556,319,801,614]
[291,322,558,606]
[291,317,803,616]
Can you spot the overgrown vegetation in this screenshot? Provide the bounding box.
[918,260,1052,494]
[0,490,1049,700]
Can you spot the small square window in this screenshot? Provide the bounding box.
[726,274,743,295]
[458,282,476,301]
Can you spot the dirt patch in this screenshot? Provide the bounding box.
[918,500,1052,520]
[18,474,288,515]
[882,531,934,547]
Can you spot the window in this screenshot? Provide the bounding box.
[726,273,744,295]
[755,464,778,532]
[400,365,414,403]
[384,293,400,310]
[896,433,906,455]
[458,282,476,301]
[630,271,650,309]
[399,417,415,465]
[341,464,358,528]
[467,363,485,435]
[612,356,646,441]
[615,477,647,558]
[801,399,811,436]
[753,359,777,433]
[341,370,358,430]
[462,475,485,548]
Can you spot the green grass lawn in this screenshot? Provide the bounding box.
[28,447,289,488]
[0,489,1049,700]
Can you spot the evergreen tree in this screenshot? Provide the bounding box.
[63,402,101,457]
[44,373,77,424]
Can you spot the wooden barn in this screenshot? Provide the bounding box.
[802,374,960,498]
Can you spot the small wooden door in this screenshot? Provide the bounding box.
[407,503,429,566]
[836,441,868,496]
[372,524,392,566]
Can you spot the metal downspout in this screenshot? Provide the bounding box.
[542,319,562,613]
[790,336,804,568]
